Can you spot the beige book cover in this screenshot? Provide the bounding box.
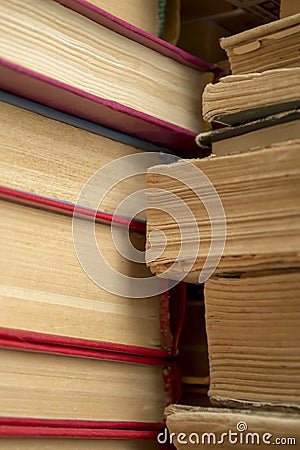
[219,13,300,74]
[164,404,300,449]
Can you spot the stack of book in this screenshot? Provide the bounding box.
[145,8,300,448]
[0,0,221,447]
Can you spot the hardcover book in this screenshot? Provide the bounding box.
[196,110,300,156]
[202,68,300,125]
[0,91,169,216]
[0,195,186,357]
[219,13,300,74]
[165,404,300,450]
[0,89,187,357]
[0,338,180,427]
[204,271,300,410]
[0,0,222,155]
[146,140,300,279]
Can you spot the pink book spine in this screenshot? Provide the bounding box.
[0,186,146,234]
[0,424,175,449]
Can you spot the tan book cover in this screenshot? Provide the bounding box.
[164,404,300,449]
[219,13,300,74]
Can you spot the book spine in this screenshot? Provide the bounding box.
[0,327,170,358]
[0,186,145,234]
[0,419,165,432]
[0,423,174,448]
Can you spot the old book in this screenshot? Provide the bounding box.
[204,271,300,410]
[164,404,300,449]
[0,339,179,426]
[0,90,189,357]
[146,140,300,280]
[202,68,300,125]
[0,92,168,215]
[0,0,221,155]
[84,0,160,36]
[0,194,187,357]
[196,110,300,156]
[219,13,300,74]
